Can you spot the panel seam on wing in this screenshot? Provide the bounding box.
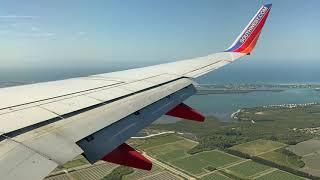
[0,133,59,165]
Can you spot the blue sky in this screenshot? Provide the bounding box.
[0,0,319,70]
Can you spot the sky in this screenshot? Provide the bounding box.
[0,0,319,82]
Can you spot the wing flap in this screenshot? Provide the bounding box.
[0,107,59,134]
[0,139,58,180]
[17,131,83,164]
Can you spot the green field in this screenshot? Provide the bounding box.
[255,170,305,180]
[147,139,197,158]
[142,171,181,180]
[229,139,287,156]
[171,150,243,176]
[225,160,271,178]
[141,135,198,164]
[62,158,89,169]
[157,149,187,162]
[137,134,184,149]
[144,104,320,179]
[258,148,305,168]
[201,172,232,180]
[172,156,210,175]
[123,164,163,180]
[193,150,242,168]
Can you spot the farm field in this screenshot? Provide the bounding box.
[225,160,272,178]
[136,134,245,176]
[123,164,162,180]
[147,139,197,159]
[229,139,287,156]
[135,134,312,179]
[46,162,118,180]
[142,171,182,180]
[258,148,305,168]
[122,164,181,180]
[166,150,244,176]
[288,139,320,156]
[46,133,315,180]
[255,170,305,180]
[301,153,320,177]
[200,172,232,180]
[136,134,185,150]
[190,150,242,168]
[138,134,198,161]
[287,139,320,176]
[62,158,89,169]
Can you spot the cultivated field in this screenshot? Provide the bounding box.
[255,170,305,180]
[287,139,320,176]
[288,139,320,156]
[46,162,118,180]
[258,148,304,169]
[229,139,286,156]
[170,150,243,176]
[200,172,232,180]
[142,171,182,180]
[141,134,198,166]
[62,158,89,169]
[122,164,182,180]
[192,150,242,168]
[225,160,272,178]
[301,152,320,176]
[147,139,197,159]
[137,134,185,150]
[136,134,310,179]
[137,134,245,176]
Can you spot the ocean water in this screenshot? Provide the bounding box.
[186,89,320,121]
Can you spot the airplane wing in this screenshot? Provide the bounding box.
[0,4,272,180]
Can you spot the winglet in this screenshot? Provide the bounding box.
[225,4,272,54]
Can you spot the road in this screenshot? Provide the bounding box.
[131,131,175,139]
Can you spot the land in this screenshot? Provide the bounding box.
[148,103,320,179]
[127,134,305,180]
[45,161,119,180]
[196,89,283,95]
[43,88,320,180]
[196,83,320,95]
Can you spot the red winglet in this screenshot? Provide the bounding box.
[166,103,205,122]
[102,143,152,170]
[225,4,272,54]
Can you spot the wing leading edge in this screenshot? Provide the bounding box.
[0,4,272,180]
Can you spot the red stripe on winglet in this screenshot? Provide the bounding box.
[234,9,270,53]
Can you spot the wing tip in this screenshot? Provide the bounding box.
[225,3,272,54]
